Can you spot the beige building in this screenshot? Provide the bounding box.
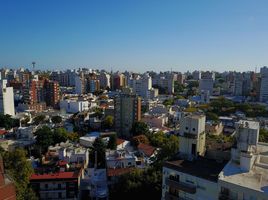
[179,114,206,158]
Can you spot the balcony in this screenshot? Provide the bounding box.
[166,178,196,194]
[218,192,230,200]
[182,133,197,139]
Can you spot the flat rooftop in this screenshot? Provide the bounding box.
[237,120,259,130]
[219,161,268,194]
[164,158,227,182]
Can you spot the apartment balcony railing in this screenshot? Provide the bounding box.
[165,178,196,194]
[218,192,231,200]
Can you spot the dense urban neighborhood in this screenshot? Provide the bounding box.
[0,67,268,199]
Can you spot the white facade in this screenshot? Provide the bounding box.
[99,72,111,89]
[218,120,268,200]
[106,150,136,169]
[75,75,84,94]
[162,165,219,200]
[260,66,268,103]
[59,147,89,166]
[0,79,15,116]
[60,99,89,113]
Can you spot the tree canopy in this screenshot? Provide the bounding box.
[259,128,268,143]
[89,137,106,168]
[107,134,117,150]
[2,148,37,200]
[35,126,69,153]
[131,121,150,136]
[51,115,62,124]
[0,114,19,129]
[33,115,46,125]
[103,115,114,129]
[110,167,162,200]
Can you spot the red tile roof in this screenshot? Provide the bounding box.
[30,171,80,180]
[0,130,7,135]
[107,168,134,177]
[137,143,156,157]
[57,160,68,166]
[116,138,125,145]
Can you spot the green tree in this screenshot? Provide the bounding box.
[51,115,62,124]
[54,128,68,144]
[131,121,150,136]
[3,148,37,200]
[132,135,149,146]
[107,134,117,150]
[33,115,46,125]
[259,128,268,143]
[110,167,162,200]
[0,114,19,129]
[67,132,79,142]
[103,115,114,129]
[148,131,179,164]
[206,112,219,122]
[89,137,106,168]
[163,98,174,106]
[35,126,54,153]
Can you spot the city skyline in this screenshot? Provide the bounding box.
[1,0,268,72]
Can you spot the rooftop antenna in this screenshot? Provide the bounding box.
[32,61,36,71]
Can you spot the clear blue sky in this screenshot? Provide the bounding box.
[1,0,268,72]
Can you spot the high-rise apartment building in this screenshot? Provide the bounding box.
[44,80,60,108]
[199,71,215,95]
[114,88,141,137]
[0,80,15,116]
[260,66,268,102]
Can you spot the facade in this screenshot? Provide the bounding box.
[44,80,60,108]
[106,150,136,169]
[30,169,82,200]
[0,79,15,116]
[75,74,85,95]
[162,113,226,200]
[114,88,141,137]
[218,120,268,200]
[60,99,89,113]
[260,66,268,102]
[99,72,111,89]
[179,114,206,158]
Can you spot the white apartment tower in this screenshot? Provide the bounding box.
[0,79,15,116]
[260,66,268,102]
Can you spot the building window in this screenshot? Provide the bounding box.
[185,127,189,130]
[192,128,195,132]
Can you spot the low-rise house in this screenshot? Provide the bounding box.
[30,168,83,200]
[205,121,223,135]
[60,99,89,113]
[106,150,136,169]
[116,138,131,150]
[142,114,168,129]
[137,143,158,165]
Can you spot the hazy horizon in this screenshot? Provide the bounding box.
[1,0,268,72]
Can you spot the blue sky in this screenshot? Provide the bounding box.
[0,0,268,72]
